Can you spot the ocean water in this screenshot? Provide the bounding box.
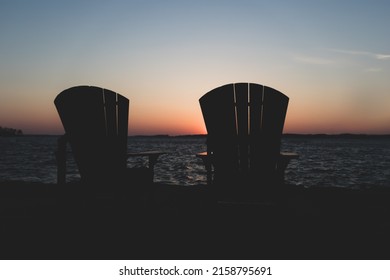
[0,135,390,189]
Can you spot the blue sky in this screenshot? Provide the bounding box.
[1,0,390,135]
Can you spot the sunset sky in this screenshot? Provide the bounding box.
[1,0,390,135]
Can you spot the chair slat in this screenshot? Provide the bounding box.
[262,86,288,137]
[54,85,129,182]
[249,83,263,136]
[55,86,106,137]
[249,83,264,171]
[260,86,289,174]
[103,88,117,137]
[235,83,249,173]
[117,93,130,168]
[200,84,236,139]
[200,84,238,181]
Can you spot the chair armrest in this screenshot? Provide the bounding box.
[196,151,299,185]
[197,151,299,160]
[127,151,166,157]
[196,151,208,157]
[196,152,213,166]
[277,152,299,184]
[196,151,211,161]
[279,152,299,160]
[278,152,299,167]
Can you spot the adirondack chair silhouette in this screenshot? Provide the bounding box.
[197,83,298,202]
[54,85,165,195]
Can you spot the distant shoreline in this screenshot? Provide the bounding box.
[4,133,390,139]
[282,133,390,139]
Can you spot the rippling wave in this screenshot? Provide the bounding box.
[1,135,389,189]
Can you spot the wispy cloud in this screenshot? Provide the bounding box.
[293,55,335,65]
[376,54,390,60]
[329,49,390,60]
[364,67,382,72]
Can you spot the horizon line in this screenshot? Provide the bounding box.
[7,133,390,138]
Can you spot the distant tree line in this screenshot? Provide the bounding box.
[0,126,23,136]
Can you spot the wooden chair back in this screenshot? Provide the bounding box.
[199,83,289,189]
[54,85,129,183]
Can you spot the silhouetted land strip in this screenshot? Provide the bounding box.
[282,133,390,139]
[4,133,390,139]
[0,126,23,136]
[1,180,390,260]
[132,133,390,139]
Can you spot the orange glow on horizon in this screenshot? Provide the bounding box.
[128,122,206,136]
[6,113,390,136]
[8,104,389,136]
[3,85,390,136]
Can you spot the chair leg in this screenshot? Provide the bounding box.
[55,135,67,185]
[276,158,292,185]
[199,156,213,185]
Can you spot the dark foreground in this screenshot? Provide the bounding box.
[1,181,390,260]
